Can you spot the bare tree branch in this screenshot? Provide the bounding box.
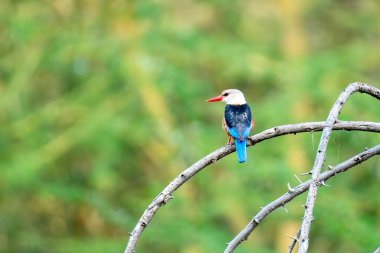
[124,120,380,253]
[224,144,380,253]
[298,82,380,253]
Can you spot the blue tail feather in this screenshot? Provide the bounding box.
[235,138,247,163]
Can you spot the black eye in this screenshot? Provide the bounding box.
[222,92,229,97]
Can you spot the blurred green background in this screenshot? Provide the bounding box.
[1,0,379,252]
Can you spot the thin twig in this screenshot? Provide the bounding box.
[124,120,380,253]
[224,145,380,253]
[289,226,302,253]
[298,82,380,253]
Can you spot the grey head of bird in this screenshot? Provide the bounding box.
[220,89,247,105]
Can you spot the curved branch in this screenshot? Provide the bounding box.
[224,144,380,253]
[124,120,380,253]
[298,82,380,252]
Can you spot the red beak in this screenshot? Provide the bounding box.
[207,95,223,102]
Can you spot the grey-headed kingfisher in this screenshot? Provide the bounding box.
[207,89,254,163]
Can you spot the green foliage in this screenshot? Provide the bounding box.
[0,1,379,252]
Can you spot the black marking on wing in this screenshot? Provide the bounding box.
[224,104,252,140]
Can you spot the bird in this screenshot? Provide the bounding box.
[207,89,254,163]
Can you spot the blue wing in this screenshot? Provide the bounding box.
[225,104,252,140]
[224,104,252,163]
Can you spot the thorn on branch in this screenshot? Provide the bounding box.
[321,181,330,187]
[294,174,303,183]
[285,234,298,241]
[300,171,312,176]
[128,232,133,236]
[282,204,288,213]
[253,217,260,224]
[327,165,333,170]
[287,183,294,193]
[163,194,173,204]
[354,156,362,163]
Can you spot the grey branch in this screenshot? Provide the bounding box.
[298,82,380,253]
[224,144,380,253]
[124,120,380,253]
